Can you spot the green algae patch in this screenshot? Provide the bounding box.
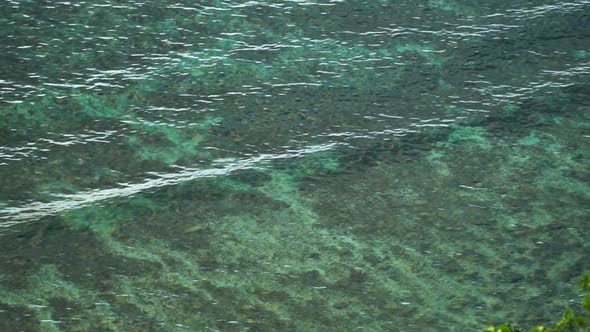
[0,102,51,133]
[62,195,157,236]
[0,264,120,332]
[438,125,492,150]
[503,103,520,114]
[426,149,446,161]
[75,93,128,118]
[429,0,455,12]
[293,151,341,176]
[518,131,541,146]
[126,116,221,164]
[259,171,316,222]
[575,50,588,60]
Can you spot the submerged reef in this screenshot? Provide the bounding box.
[1,88,589,331]
[1,0,590,331]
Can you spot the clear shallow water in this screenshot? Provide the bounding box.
[0,0,589,330]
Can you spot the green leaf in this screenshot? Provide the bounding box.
[577,273,590,292]
[583,295,590,313]
[529,326,552,332]
[556,308,574,330]
[575,316,589,328]
[485,324,520,332]
[500,324,522,332]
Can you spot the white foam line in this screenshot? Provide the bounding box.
[0,143,341,226]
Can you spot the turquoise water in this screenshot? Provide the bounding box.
[1,0,589,330]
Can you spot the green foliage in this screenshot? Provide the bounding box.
[484,323,523,332]
[486,273,590,332]
[583,295,590,313]
[578,273,590,292]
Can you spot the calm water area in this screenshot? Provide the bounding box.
[1,0,589,331]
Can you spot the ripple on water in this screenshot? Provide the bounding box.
[0,0,589,331]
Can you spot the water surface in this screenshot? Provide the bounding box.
[1,0,589,331]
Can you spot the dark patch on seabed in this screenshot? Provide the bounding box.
[1,0,590,331]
